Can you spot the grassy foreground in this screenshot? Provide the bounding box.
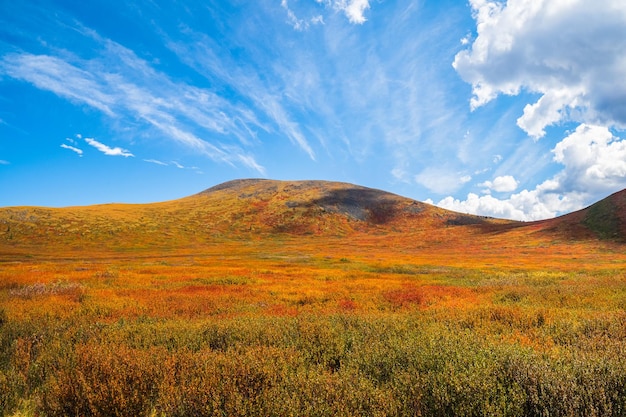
[1,233,625,417]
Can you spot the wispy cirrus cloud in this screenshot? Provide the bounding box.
[170,1,473,187]
[166,33,315,161]
[85,138,134,157]
[60,143,83,156]
[281,0,324,31]
[0,2,473,200]
[143,159,168,166]
[0,36,266,173]
[415,167,472,195]
[1,53,116,116]
[0,160,9,165]
[142,158,204,175]
[281,0,370,29]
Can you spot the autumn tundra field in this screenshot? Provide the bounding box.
[1,179,625,416]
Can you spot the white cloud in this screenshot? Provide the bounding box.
[143,159,167,166]
[281,0,371,29]
[0,41,266,173]
[552,124,626,194]
[143,159,206,174]
[282,0,308,31]
[439,193,527,220]
[437,180,582,221]
[167,33,315,162]
[311,15,325,25]
[337,0,370,24]
[255,97,316,161]
[436,124,626,220]
[60,143,83,156]
[479,175,518,193]
[0,53,116,116]
[281,0,324,30]
[454,0,626,138]
[391,167,410,183]
[85,138,134,157]
[415,167,471,195]
[235,154,267,176]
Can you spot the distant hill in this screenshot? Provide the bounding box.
[532,188,626,242]
[0,179,623,255]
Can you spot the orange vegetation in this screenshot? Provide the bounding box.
[1,179,625,416]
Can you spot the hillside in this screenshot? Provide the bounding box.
[194,179,509,231]
[0,179,508,249]
[525,188,626,242]
[0,179,624,265]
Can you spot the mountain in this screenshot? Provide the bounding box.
[0,179,623,257]
[194,179,510,232]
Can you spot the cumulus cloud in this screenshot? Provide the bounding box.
[85,138,134,157]
[436,125,626,220]
[438,180,583,221]
[552,124,626,194]
[454,0,626,138]
[447,1,626,220]
[480,175,518,193]
[60,143,83,156]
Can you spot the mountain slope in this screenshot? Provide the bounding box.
[193,179,507,232]
[0,179,509,251]
[0,179,624,257]
[529,188,626,242]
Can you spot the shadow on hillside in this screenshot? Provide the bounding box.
[302,188,399,225]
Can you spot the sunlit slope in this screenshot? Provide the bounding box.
[0,179,624,256]
[0,179,509,251]
[193,179,511,232]
[0,180,489,244]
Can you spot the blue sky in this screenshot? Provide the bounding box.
[1,0,626,220]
